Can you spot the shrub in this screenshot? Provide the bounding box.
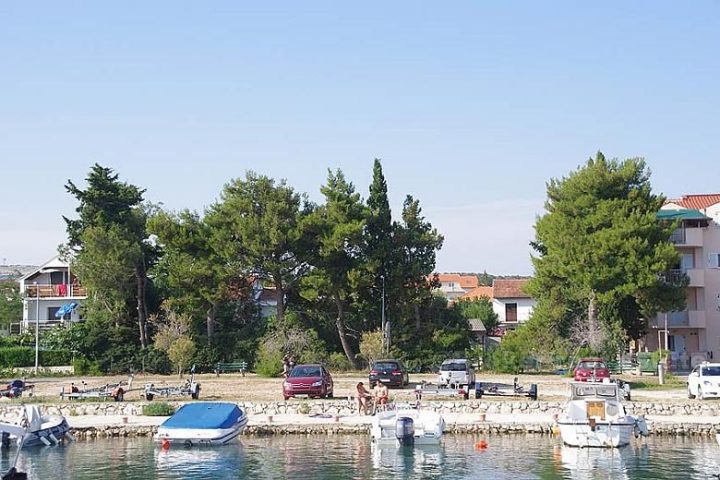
[326,352,352,372]
[297,402,310,415]
[40,350,72,366]
[142,402,175,416]
[0,347,34,368]
[73,356,102,376]
[255,344,283,377]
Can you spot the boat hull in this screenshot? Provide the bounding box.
[558,420,634,448]
[155,416,248,446]
[371,410,445,447]
[22,417,70,447]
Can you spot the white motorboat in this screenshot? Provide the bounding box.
[557,381,648,448]
[155,402,248,446]
[0,405,72,448]
[370,407,445,446]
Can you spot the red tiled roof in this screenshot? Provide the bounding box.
[492,279,531,299]
[461,286,493,300]
[668,194,720,211]
[436,274,478,289]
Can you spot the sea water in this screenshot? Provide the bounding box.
[4,434,719,479]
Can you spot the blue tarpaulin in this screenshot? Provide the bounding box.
[161,403,244,430]
[55,302,78,318]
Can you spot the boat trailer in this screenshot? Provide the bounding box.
[475,377,538,400]
[60,374,134,402]
[144,368,200,401]
[415,382,472,401]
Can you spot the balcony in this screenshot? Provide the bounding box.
[651,310,706,329]
[686,268,705,287]
[671,227,703,247]
[25,283,87,299]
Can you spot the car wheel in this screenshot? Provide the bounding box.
[283,395,290,401]
[326,391,333,399]
[688,386,696,399]
[698,386,704,400]
[145,393,154,401]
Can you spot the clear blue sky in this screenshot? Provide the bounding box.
[1,2,718,274]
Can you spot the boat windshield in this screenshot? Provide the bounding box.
[702,366,720,376]
[572,384,618,399]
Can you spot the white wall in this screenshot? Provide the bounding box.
[492,298,536,323]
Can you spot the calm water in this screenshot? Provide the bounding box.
[4,435,720,479]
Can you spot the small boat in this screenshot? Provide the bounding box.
[155,402,248,446]
[370,407,445,446]
[557,381,648,448]
[0,405,71,448]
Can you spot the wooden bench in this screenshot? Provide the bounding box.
[215,361,248,377]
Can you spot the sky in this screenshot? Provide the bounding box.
[1,2,719,275]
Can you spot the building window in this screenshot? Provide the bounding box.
[47,307,70,321]
[709,253,720,269]
[505,303,518,323]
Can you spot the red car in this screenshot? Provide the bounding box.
[573,358,610,382]
[282,364,334,400]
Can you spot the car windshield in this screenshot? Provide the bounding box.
[373,362,399,371]
[578,361,606,370]
[290,366,321,378]
[441,362,468,372]
[702,366,720,376]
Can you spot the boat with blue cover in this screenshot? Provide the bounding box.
[155,402,248,446]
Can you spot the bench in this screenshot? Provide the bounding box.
[215,361,248,377]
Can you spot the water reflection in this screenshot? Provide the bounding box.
[0,434,718,479]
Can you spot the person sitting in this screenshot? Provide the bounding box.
[355,382,372,415]
[373,380,389,412]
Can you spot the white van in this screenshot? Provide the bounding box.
[437,359,475,388]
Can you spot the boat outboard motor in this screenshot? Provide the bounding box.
[395,417,415,446]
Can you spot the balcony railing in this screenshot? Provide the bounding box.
[669,229,685,244]
[651,310,706,328]
[25,284,87,298]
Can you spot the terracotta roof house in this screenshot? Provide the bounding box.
[665,194,720,223]
[461,286,494,300]
[435,274,479,300]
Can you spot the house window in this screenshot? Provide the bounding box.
[709,253,720,269]
[505,303,518,323]
[47,307,70,321]
[50,271,64,285]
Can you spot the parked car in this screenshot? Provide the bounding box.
[687,362,720,400]
[573,358,610,382]
[282,364,334,400]
[437,359,476,388]
[369,359,409,388]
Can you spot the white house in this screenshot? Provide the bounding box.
[18,255,87,332]
[490,279,535,329]
[435,274,479,300]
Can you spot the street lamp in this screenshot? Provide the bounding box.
[34,282,39,374]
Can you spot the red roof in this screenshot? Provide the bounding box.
[492,279,531,299]
[437,274,478,289]
[461,286,493,300]
[668,194,720,210]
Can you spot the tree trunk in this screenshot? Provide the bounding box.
[206,302,217,344]
[334,292,358,369]
[135,264,148,349]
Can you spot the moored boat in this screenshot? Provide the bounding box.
[557,381,647,448]
[155,402,248,446]
[0,405,71,448]
[370,407,445,446]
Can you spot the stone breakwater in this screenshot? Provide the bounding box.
[0,399,718,438]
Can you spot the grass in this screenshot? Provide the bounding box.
[628,375,686,390]
[142,402,175,416]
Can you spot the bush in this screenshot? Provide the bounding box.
[326,352,352,371]
[142,402,175,416]
[41,350,72,366]
[255,344,283,377]
[72,356,102,376]
[0,347,34,367]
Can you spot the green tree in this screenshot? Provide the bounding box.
[0,282,22,330]
[168,336,196,377]
[303,169,367,368]
[393,195,444,332]
[454,296,499,333]
[149,209,230,342]
[64,164,153,347]
[207,172,312,324]
[527,152,685,354]
[364,159,395,333]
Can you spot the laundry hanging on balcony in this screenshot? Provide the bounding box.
[55,302,78,318]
